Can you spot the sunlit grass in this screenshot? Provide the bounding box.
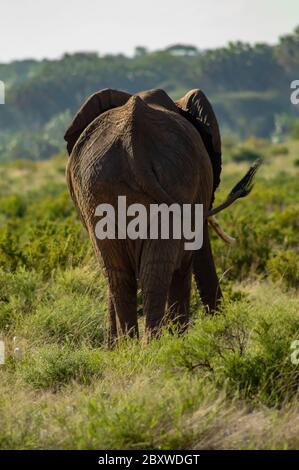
[0,139,298,449]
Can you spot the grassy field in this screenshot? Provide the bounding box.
[0,138,298,449]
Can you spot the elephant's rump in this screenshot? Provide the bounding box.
[71,95,213,211]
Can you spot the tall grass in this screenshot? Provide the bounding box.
[0,141,298,449]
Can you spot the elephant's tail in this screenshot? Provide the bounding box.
[208,215,236,245]
[207,159,262,218]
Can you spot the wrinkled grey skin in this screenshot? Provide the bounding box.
[65,88,222,344]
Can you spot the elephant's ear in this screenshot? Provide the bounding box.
[64,88,132,155]
[176,89,221,205]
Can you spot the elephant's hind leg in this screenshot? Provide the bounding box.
[108,268,138,339]
[99,239,139,341]
[140,242,177,337]
[167,259,192,332]
[193,223,222,313]
[107,289,117,348]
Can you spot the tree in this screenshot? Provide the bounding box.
[165,44,199,56]
[276,25,299,74]
[134,46,148,57]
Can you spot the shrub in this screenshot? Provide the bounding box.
[267,250,299,289]
[270,145,289,156]
[18,346,103,390]
[291,120,299,140]
[231,147,263,163]
[21,293,106,347]
[0,268,41,330]
[0,190,92,275]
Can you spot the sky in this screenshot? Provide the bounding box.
[0,0,298,62]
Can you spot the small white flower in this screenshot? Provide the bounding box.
[14,347,22,361]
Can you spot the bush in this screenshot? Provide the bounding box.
[270,145,289,156]
[0,152,299,449]
[231,147,263,163]
[291,120,299,140]
[0,190,92,275]
[267,250,299,289]
[18,346,103,390]
[21,293,106,347]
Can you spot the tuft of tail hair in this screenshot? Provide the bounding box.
[207,159,263,217]
[228,158,263,199]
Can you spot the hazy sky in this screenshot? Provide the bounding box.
[0,0,298,62]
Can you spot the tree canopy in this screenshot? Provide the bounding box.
[0,26,298,160]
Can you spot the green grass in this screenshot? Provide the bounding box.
[0,140,298,449]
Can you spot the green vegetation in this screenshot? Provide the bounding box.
[0,26,299,161]
[231,146,263,163]
[0,139,298,449]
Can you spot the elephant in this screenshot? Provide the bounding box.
[64,88,260,344]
